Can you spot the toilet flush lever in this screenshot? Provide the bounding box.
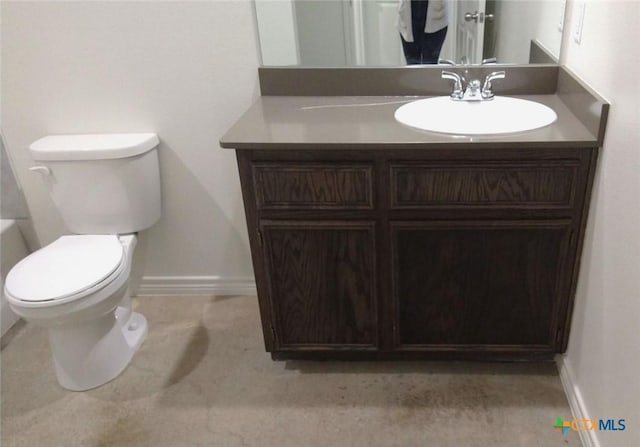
[29,166,51,176]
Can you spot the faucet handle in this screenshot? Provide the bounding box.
[442,70,464,100]
[438,58,456,66]
[481,71,506,99]
[481,57,497,65]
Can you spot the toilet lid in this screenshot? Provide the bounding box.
[5,235,124,302]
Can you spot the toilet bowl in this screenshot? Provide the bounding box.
[3,133,161,391]
[5,234,147,391]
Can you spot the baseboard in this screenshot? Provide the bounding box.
[556,355,600,447]
[135,276,257,297]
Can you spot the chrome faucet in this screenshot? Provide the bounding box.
[481,71,506,99]
[441,71,464,100]
[441,70,506,101]
[462,79,482,100]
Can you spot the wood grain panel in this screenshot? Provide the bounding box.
[391,162,577,208]
[392,221,570,347]
[236,148,597,359]
[262,221,377,348]
[254,163,373,209]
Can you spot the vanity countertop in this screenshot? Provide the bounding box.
[220,94,599,150]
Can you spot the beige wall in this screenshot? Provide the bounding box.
[1,1,261,289]
[560,1,640,446]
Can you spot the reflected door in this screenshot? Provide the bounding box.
[456,0,486,64]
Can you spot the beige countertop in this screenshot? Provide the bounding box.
[220,95,599,150]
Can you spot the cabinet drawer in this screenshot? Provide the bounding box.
[390,162,579,209]
[253,163,373,210]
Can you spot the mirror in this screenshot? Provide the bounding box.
[256,0,567,66]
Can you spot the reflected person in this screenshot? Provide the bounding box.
[397,0,449,64]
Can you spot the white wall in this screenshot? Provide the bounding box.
[493,0,565,63]
[533,0,565,58]
[294,0,350,66]
[1,1,261,294]
[255,0,299,66]
[559,1,640,446]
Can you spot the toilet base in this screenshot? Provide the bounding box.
[49,305,148,391]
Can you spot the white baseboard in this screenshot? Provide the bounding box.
[135,276,257,297]
[556,355,600,447]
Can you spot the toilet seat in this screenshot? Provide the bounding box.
[5,235,125,305]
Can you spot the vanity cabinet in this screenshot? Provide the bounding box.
[236,147,597,360]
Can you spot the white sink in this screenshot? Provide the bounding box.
[394,96,557,135]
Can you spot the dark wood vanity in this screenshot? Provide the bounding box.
[235,146,596,360]
[222,66,608,361]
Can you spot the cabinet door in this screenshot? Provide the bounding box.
[261,221,378,349]
[392,221,571,350]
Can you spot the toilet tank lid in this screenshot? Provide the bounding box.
[30,133,159,161]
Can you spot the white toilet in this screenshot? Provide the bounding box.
[4,133,161,391]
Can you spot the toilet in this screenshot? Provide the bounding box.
[4,133,161,391]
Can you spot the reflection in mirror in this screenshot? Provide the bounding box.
[256,0,566,66]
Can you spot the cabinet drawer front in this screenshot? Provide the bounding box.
[391,162,578,209]
[253,163,373,210]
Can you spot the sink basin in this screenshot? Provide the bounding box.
[394,96,557,135]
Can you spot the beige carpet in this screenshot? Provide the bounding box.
[1,295,581,446]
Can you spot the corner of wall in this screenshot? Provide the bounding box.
[556,355,601,447]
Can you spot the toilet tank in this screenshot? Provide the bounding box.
[29,133,161,234]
